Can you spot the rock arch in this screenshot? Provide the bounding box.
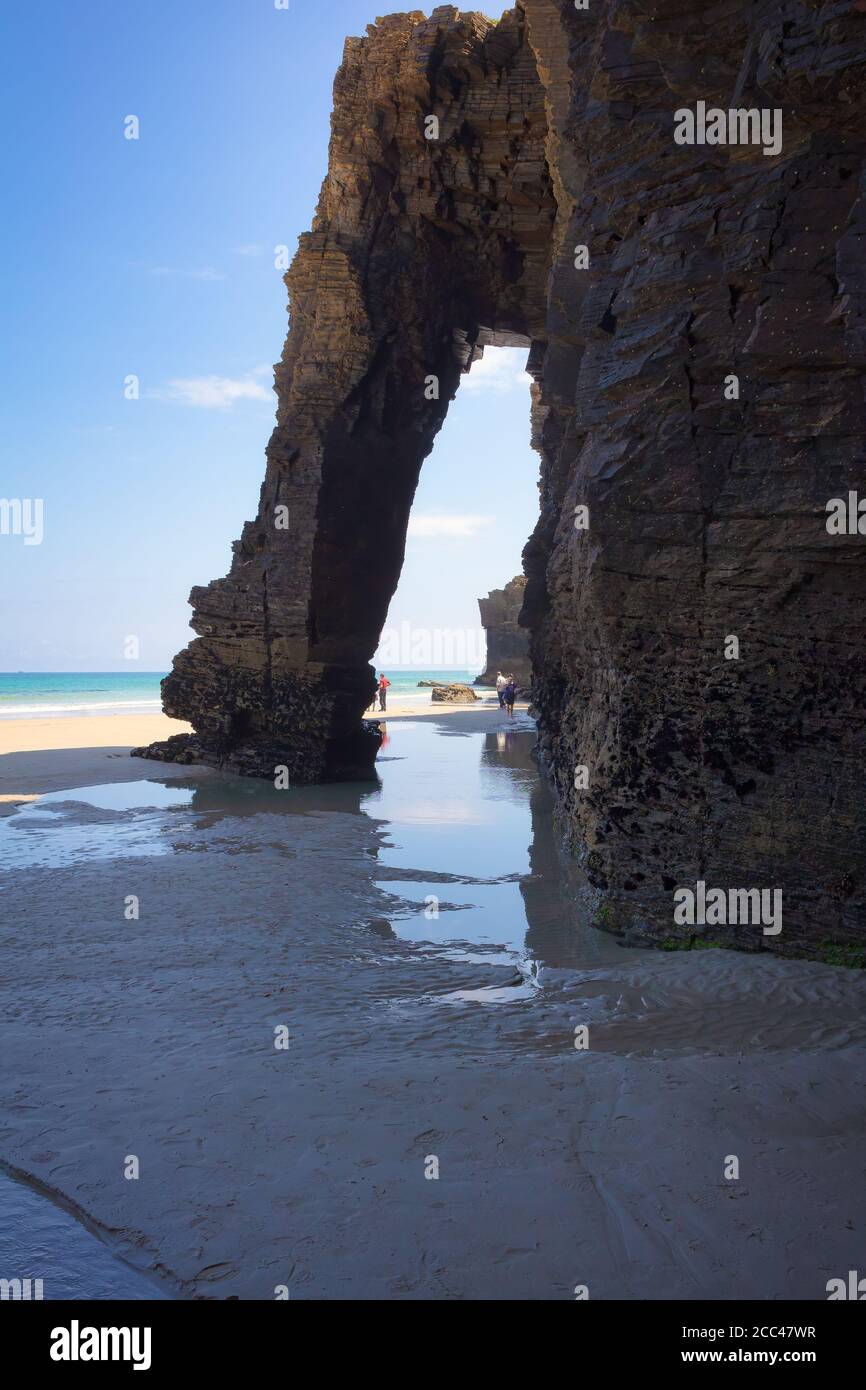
[141,1,866,957]
[146,5,554,780]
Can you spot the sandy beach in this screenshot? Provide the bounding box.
[0,716,193,804]
[2,707,865,1299]
[0,700,524,800]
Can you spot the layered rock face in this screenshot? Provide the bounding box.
[144,1,866,958]
[476,575,531,685]
[519,0,866,958]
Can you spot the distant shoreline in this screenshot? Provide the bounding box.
[0,671,494,720]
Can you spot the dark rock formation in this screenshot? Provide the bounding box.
[141,4,553,784]
[476,575,531,685]
[430,683,479,703]
[141,1,866,960]
[519,0,866,961]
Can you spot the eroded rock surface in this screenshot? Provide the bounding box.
[142,1,866,958]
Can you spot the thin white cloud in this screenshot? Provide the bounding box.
[152,373,271,409]
[407,513,493,539]
[462,346,531,394]
[147,265,226,282]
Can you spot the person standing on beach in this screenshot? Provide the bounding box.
[378,673,390,712]
[495,671,507,709]
[504,677,516,718]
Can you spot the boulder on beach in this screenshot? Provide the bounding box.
[430,684,478,704]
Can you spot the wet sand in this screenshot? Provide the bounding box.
[0,704,522,801]
[0,715,192,804]
[1,712,865,1299]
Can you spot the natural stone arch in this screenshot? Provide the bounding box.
[144,5,555,781]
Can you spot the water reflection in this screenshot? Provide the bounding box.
[0,773,377,870]
[369,717,631,994]
[0,718,623,985]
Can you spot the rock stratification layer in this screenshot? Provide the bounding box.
[476,576,531,686]
[143,1,866,958]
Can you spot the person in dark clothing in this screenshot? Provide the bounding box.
[503,677,517,717]
[378,673,390,712]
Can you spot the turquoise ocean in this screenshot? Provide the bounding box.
[0,671,481,719]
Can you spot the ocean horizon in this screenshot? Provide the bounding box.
[0,670,483,719]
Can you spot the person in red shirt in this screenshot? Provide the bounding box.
[377,673,390,712]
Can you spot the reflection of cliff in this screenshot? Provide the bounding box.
[481,728,597,971]
[483,728,586,967]
[157,774,377,823]
[476,577,531,686]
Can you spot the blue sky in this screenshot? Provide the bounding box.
[0,0,536,672]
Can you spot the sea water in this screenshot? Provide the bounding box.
[0,671,482,719]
